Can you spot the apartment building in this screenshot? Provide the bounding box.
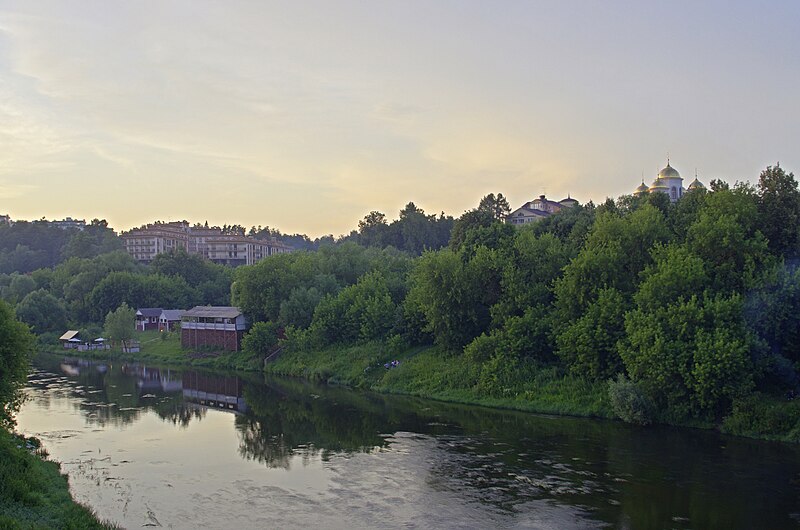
[121,222,291,265]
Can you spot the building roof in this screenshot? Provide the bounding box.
[160,309,184,321]
[649,177,669,191]
[59,330,80,341]
[658,162,681,180]
[183,306,243,319]
[136,308,163,318]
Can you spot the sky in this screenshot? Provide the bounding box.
[0,1,798,237]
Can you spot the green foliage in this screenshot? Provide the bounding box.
[757,164,800,256]
[721,393,800,442]
[0,301,33,429]
[14,290,67,335]
[242,321,282,356]
[686,187,772,293]
[407,248,499,352]
[622,294,754,417]
[309,271,397,345]
[556,287,627,379]
[103,303,135,348]
[608,374,654,425]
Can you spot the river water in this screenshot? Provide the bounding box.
[14,354,800,529]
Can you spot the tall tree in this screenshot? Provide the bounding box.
[0,300,34,428]
[757,164,800,256]
[478,193,511,221]
[104,303,135,349]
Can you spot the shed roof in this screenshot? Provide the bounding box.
[183,306,242,319]
[59,330,80,341]
[160,309,184,321]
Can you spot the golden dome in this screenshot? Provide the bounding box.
[658,163,681,180]
[687,178,706,191]
[649,177,669,191]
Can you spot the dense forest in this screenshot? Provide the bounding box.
[230,165,800,436]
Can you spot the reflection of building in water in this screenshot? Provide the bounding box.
[182,371,248,413]
[121,364,183,393]
[59,359,109,376]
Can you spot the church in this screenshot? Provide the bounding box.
[634,160,706,202]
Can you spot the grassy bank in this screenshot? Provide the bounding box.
[40,330,263,372]
[266,342,800,442]
[0,429,113,529]
[265,341,615,419]
[40,333,800,442]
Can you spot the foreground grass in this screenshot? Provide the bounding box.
[266,342,615,419]
[0,429,113,529]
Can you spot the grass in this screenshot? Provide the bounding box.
[0,429,115,529]
[40,330,263,372]
[267,341,615,419]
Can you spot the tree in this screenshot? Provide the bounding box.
[15,289,68,334]
[104,303,135,349]
[478,193,511,221]
[242,321,281,356]
[757,164,800,256]
[0,300,34,428]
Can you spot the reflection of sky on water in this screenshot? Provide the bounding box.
[15,355,800,530]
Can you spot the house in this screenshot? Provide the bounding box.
[136,308,163,331]
[59,330,81,349]
[181,306,247,352]
[159,310,184,332]
[507,195,579,226]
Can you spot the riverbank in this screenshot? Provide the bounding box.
[264,341,800,443]
[40,330,263,371]
[264,341,615,419]
[0,429,112,529]
[40,333,800,443]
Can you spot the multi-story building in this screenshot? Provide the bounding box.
[121,222,292,265]
[122,222,190,263]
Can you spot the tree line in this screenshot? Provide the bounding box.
[233,165,800,429]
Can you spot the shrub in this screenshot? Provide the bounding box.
[608,374,654,425]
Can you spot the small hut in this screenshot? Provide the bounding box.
[59,330,81,349]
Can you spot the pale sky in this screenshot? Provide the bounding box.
[1,1,798,237]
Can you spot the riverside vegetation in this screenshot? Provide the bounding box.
[0,301,111,528]
[7,166,800,444]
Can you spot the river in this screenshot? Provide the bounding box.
[14,354,800,529]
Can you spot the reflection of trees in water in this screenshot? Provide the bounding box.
[31,355,800,529]
[33,355,203,428]
[234,378,401,468]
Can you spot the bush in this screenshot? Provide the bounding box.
[608,374,654,425]
[721,393,800,441]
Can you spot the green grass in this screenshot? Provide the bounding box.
[39,330,263,371]
[267,342,614,419]
[0,429,115,529]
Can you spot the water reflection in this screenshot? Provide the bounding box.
[22,354,800,530]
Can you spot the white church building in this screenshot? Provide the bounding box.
[634,160,706,202]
